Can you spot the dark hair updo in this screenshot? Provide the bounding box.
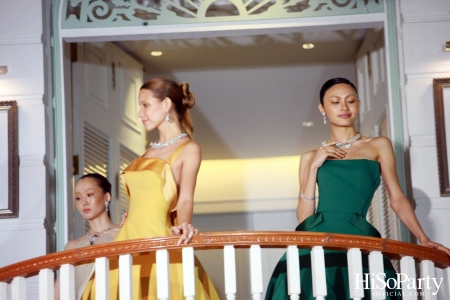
[79,173,111,195]
[140,77,196,137]
[319,77,358,106]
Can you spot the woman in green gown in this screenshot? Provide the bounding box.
[265,78,450,300]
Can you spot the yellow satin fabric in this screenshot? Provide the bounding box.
[82,141,219,300]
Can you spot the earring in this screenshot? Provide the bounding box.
[105,202,109,212]
[322,112,327,125]
[165,112,170,122]
[356,117,360,124]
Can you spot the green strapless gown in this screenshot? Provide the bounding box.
[265,160,402,299]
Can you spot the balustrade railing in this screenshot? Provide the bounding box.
[0,231,449,300]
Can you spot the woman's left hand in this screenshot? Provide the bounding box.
[171,222,199,246]
[420,238,450,257]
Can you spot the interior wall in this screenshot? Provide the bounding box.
[0,0,48,297]
[398,1,450,298]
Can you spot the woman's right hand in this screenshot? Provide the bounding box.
[120,212,128,227]
[171,222,199,246]
[310,140,346,169]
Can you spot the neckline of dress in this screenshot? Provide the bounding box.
[325,158,379,164]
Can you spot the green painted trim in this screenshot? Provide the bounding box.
[384,0,411,243]
[51,0,67,252]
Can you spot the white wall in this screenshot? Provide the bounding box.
[0,0,48,297]
[398,2,450,298]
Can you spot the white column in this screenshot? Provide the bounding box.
[420,260,437,300]
[286,245,300,300]
[95,257,110,300]
[12,276,26,300]
[224,245,236,300]
[39,269,54,300]
[156,249,170,300]
[368,251,385,300]
[119,254,133,300]
[250,245,263,300]
[311,246,327,300]
[347,248,364,300]
[400,256,417,300]
[60,264,75,300]
[182,247,195,300]
[0,282,7,300]
[443,267,450,300]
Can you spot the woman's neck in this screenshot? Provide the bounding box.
[88,214,113,233]
[157,123,184,142]
[330,127,358,142]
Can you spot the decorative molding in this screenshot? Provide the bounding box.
[415,198,450,210]
[62,0,384,29]
[0,34,42,45]
[402,11,450,24]
[1,231,449,282]
[0,95,43,103]
[0,218,45,231]
[410,135,436,148]
[20,156,44,166]
[406,72,450,84]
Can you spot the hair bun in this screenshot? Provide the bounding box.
[180,82,196,109]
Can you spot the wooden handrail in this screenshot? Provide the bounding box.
[1,231,449,282]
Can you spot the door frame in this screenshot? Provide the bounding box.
[51,0,410,250]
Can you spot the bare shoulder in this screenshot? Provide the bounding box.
[367,136,393,150]
[181,140,201,158]
[64,236,85,250]
[300,150,316,163]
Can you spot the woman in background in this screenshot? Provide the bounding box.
[55,173,120,300]
[82,77,219,300]
[265,77,450,300]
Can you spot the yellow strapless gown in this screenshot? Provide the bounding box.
[82,141,219,300]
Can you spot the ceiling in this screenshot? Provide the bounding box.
[115,29,369,159]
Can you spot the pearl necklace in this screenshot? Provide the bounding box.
[87,223,113,245]
[150,133,187,149]
[335,132,361,149]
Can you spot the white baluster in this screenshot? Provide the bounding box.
[311,246,327,300]
[182,247,195,300]
[224,245,236,300]
[39,269,54,300]
[119,254,133,300]
[368,251,385,300]
[250,245,263,300]
[420,260,437,300]
[400,256,417,300]
[95,257,110,300]
[443,267,450,300]
[60,264,75,300]
[286,245,301,300]
[0,282,8,300]
[156,249,170,300]
[12,276,26,300]
[347,248,364,300]
[441,267,450,299]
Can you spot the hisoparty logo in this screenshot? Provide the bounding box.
[355,273,443,296]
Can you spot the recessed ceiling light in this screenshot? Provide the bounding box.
[151,51,162,56]
[302,43,315,50]
[302,121,314,127]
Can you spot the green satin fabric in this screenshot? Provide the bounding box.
[265,160,402,300]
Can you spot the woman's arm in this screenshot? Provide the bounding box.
[375,137,450,255]
[297,141,347,223]
[173,142,201,245]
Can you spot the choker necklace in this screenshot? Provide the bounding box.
[334,132,361,148]
[150,133,187,149]
[87,223,113,245]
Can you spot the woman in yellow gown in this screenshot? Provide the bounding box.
[82,77,219,299]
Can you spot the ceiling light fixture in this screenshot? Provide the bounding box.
[151,51,163,56]
[302,121,314,127]
[302,43,315,50]
[446,41,450,51]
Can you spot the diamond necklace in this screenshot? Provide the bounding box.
[150,133,187,149]
[334,132,361,149]
[87,223,113,245]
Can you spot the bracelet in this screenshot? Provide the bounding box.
[300,192,316,201]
